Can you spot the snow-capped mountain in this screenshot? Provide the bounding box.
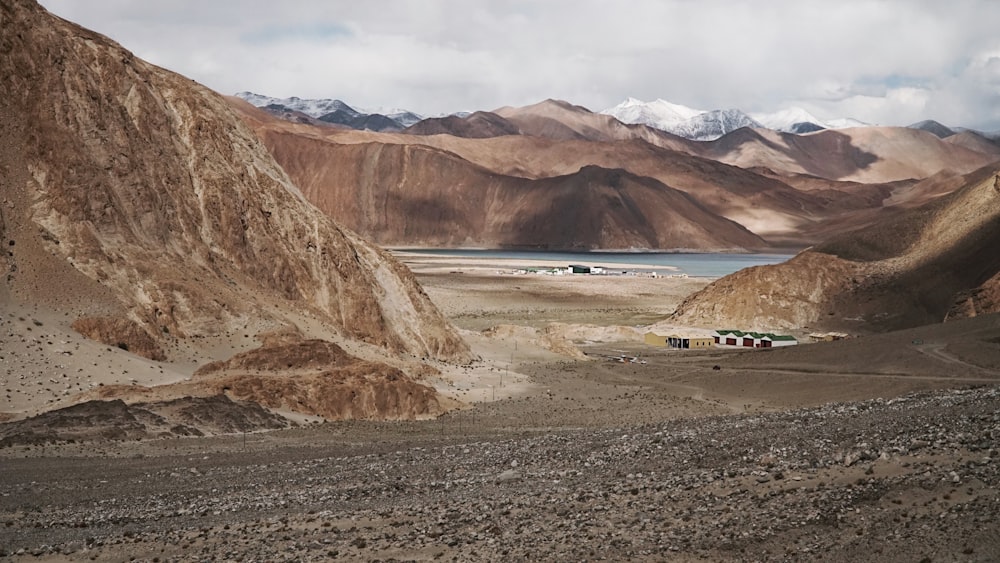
[601,97,704,130]
[235,92,424,131]
[360,107,424,127]
[825,117,870,129]
[236,92,360,119]
[752,107,829,134]
[602,98,763,141]
[603,98,870,140]
[669,109,763,141]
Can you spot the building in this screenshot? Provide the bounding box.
[713,330,798,348]
[667,335,714,349]
[714,329,744,346]
[568,264,591,274]
[644,332,669,347]
[645,332,714,349]
[808,332,849,342]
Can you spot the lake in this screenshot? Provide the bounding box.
[392,249,794,278]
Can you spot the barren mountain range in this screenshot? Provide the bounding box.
[234,94,1000,251]
[233,88,1000,334]
[0,0,468,423]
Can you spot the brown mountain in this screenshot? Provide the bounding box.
[491,99,691,151]
[233,113,765,250]
[240,99,1000,251]
[403,111,522,138]
[698,126,1000,184]
[670,164,1000,332]
[0,0,469,421]
[237,102,892,249]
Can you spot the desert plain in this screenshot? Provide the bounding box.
[1,252,998,562]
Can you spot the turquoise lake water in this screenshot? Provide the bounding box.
[393,249,794,278]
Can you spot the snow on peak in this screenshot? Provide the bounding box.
[752,107,826,132]
[603,96,872,139]
[602,98,763,140]
[234,92,423,125]
[825,117,871,129]
[601,97,705,130]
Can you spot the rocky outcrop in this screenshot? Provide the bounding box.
[70,317,166,360]
[0,395,290,446]
[0,0,468,362]
[192,339,456,420]
[947,272,1000,321]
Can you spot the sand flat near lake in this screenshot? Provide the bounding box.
[392,250,682,275]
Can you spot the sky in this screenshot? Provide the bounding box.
[41,0,1000,131]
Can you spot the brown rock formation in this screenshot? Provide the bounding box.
[192,339,454,420]
[0,0,468,362]
[70,316,166,361]
[0,395,291,446]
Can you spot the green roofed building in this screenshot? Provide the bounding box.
[712,330,797,348]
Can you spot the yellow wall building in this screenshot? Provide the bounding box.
[645,332,714,349]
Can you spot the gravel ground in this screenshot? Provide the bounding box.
[1,385,997,562]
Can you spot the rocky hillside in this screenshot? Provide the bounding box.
[670,164,1000,332]
[0,0,467,363]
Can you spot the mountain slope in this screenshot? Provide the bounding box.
[235,91,419,132]
[0,0,468,365]
[662,109,762,141]
[237,116,766,250]
[909,120,956,139]
[600,97,705,130]
[489,99,691,149]
[752,107,828,133]
[670,164,1000,332]
[237,100,933,248]
[403,111,522,138]
[698,126,1000,183]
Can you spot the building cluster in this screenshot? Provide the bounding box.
[645,329,799,349]
[712,329,798,348]
[501,264,669,278]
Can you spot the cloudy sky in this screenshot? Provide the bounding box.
[42,0,1000,130]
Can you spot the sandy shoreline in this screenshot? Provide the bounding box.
[392,251,683,274]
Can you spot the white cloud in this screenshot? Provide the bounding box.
[39,0,1000,130]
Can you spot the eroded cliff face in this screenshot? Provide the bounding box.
[0,0,468,362]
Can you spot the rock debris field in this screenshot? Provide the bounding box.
[1,385,997,562]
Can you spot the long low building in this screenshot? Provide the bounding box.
[645,332,714,349]
[713,330,798,348]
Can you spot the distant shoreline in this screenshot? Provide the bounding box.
[391,248,794,278]
[389,246,797,255]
